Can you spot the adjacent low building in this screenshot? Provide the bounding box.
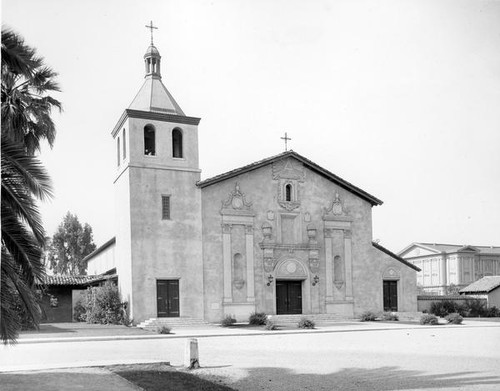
[399,243,500,295]
[459,276,500,308]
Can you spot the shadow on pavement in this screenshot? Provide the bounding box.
[223,366,500,391]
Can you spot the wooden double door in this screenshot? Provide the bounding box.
[276,280,302,315]
[157,280,179,317]
[383,280,398,312]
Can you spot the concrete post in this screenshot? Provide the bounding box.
[184,338,200,369]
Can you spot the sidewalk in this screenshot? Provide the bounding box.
[16,318,500,345]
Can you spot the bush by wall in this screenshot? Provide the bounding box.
[80,281,128,325]
[298,317,315,329]
[248,312,268,325]
[381,312,399,321]
[420,314,439,325]
[445,313,463,324]
[360,311,378,322]
[427,298,497,318]
[221,314,236,327]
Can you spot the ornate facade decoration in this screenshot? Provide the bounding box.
[275,259,308,279]
[323,192,348,217]
[221,182,253,211]
[233,279,245,290]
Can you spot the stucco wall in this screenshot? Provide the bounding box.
[113,114,203,323]
[201,157,418,322]
[87,244,116,275]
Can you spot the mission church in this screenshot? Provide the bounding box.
[84,31,420,324]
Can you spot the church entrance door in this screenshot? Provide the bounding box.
[276,280,302,314]
[157,280,180,317]
[383,280,398,312]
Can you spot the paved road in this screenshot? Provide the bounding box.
[2,324,500,390]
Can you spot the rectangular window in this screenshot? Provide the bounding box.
[162,195,170,220]
[123,129,127,159]
[117,137,120,167]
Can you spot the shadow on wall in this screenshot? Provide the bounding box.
[223,366,500,391]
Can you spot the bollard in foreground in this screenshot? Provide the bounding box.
[184,338,200,369]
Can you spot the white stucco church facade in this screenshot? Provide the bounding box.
[85,40,420,324]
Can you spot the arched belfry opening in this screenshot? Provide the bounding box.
[172,128,183,158]
[144,124,156,155]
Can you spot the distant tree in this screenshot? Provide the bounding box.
[48,212,96,275]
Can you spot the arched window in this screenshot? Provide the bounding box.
[116,137,120,166]
[123,128,127,159]
[172,128,183,158]
[144,125,156,155]
[285,184,292,201]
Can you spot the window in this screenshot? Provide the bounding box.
[123,129,127,159]
[172,128,183,158]
[117,137,120,166]
[285,184,292,201]
[162,195,170,220]
[144,125,156,155]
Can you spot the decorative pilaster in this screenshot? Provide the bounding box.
[245,225,255,302]
[222,224,232,303]
[324,229,334,302]
[344,229,353,300]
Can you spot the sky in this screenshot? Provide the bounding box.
[3,0,500,252]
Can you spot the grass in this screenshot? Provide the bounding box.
[110,363,234,391]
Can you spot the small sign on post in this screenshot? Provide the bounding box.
[184,338,200,369]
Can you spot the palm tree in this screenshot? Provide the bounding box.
[1,28,61,156]
[1,28,59,343]
[1,136,53,342]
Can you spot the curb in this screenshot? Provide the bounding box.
[15,322,500,345]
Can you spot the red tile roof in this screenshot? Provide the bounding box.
[41,274,116,286]
[460,276,500,294]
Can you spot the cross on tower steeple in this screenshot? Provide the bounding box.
[281,132,292,151]
[145,20,158,45]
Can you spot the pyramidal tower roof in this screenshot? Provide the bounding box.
[128,39,185,116]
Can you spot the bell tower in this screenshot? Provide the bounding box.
[111,23,203,323]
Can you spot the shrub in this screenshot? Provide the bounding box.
[73,300,86,322]
[430,300,458,317]
[157,325,171,334]
[80,281,128,325]
[298,317,315,329]
[249,312,268,325]
[381,312,399,321]
[265,319,277,330]
[420,314,439,325]
[484,306,500,317]
[359,311,378,322]
[464,299,487,317]
[220,314,236,327]
[445,313,463,324]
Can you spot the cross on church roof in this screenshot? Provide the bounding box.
[281,132,292,151]
[145,20,158,45]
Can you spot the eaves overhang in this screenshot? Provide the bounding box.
[111,109,201,137]
[197,150,383,206]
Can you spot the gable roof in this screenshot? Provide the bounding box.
[372,241,421,271]
[460,276,500,294]
[81,237,116,265]
[197,150,383,206]
[399,242,500,257]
